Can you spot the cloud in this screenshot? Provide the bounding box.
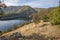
[23,1,42,8]
[4,0,59,8]
[23,0,59,8]
[4,0,20,6]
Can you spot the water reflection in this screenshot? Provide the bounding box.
[0,20,25,31]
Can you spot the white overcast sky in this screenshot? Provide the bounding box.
[3,0,59,8]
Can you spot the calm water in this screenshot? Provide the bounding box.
[0,20,25,31]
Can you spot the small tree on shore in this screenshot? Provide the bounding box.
[32,13,40,27]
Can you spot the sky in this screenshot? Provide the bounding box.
[3,0,59,8]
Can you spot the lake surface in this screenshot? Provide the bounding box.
[0,20,25,31]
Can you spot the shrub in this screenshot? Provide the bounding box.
[0,31,2,35]
[49,7,60,25]
[32,13,40,24]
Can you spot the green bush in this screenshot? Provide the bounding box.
[43,14,49,22]
[49,7,60,25]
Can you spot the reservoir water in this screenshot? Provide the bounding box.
[0,20,25,31]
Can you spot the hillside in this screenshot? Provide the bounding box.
[1,21,60,40]
[3,6,36,14]
[16,6,36,17]
[3,6,57,18]
[1,6,60,40]
[0,6,36,20]
[34,8,47,13]
[3,6,22,14]
[47,7,57,13]
[3,6,56,14]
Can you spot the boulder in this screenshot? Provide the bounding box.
[0,36,7,40]
[9,32,22,40]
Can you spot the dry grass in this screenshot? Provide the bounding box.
[1,21,60,40]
